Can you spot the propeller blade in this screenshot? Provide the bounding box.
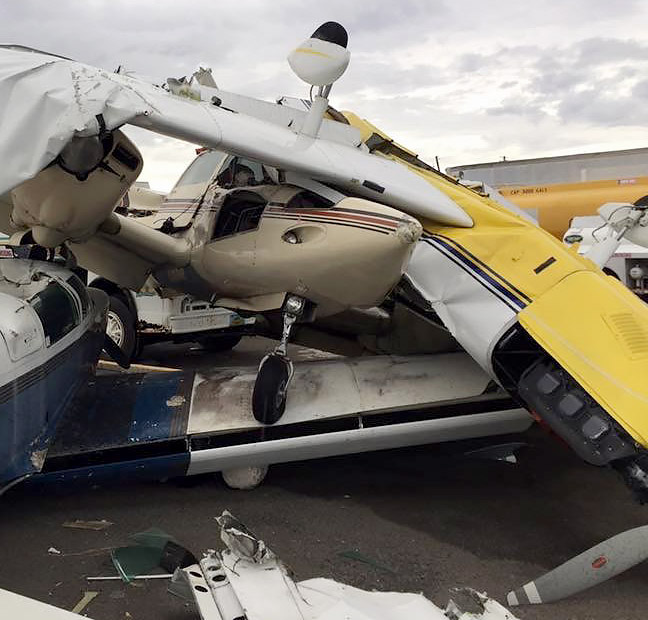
[507,524,648,605]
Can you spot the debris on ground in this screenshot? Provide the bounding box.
[63,519,113,531]
[48,546,62,555]
[70,591,99,614]
[175,510,518,620]
[446,589,519,619]
[87,574,174,581]
[338,549,396,574]
[110,527,196,583]
[48,581,64,596]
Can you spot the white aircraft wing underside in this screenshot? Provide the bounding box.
[0,46,472,228]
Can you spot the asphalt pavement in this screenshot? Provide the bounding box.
[1,338,647,620]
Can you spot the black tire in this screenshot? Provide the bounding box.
[199,334,243,352]
[106,295,136,362]
[252,354,291,424]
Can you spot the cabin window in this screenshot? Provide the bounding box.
[216,156,275,188]
[286,190,334,210]
[174,150,226,188]
[212,191,267,239]
[66,274,90,318]
[30,281,80,346]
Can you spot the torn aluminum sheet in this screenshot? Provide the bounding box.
[0,46,148,197]
[178,511,518,620]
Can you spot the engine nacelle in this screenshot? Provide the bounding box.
[9,129,142,247]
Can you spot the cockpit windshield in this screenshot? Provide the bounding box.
[174,150,226,189]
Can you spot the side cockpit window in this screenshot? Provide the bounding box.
[30,281,79,346]
[286,190,334,210]
[212,191,267,239]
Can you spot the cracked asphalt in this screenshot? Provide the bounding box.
[1,338,647,620]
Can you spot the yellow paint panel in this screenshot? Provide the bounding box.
[389,155,597,302]
[519,271,648,446]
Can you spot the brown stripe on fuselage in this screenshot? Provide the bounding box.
[266,207,399,230]
[263,213,391,235]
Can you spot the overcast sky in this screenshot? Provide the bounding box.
[4,0,648,191]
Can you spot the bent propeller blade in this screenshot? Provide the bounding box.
[507,524,648,605]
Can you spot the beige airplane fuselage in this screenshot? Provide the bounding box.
[6,136,422,320]
[151,184,422,316]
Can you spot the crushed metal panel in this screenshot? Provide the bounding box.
[182,511,519,620]
[297,579,449,619]
[0,46,148,197]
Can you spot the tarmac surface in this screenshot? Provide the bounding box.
[1,338,648,620]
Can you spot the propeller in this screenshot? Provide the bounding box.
[507,524,648,605]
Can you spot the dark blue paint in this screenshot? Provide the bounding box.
[0,333,102,487]
[22,453,190,491]
[128,373,184,443]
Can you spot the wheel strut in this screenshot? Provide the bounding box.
[252,295,306,424]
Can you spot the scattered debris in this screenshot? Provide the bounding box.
[48,581,63,596]
[63,519,113,531]
[176,511,518,620]
[338,549,396,575]
[70,591,99,615]
[446,589,518,619]
[111,527,196,583]
[216,511,272,563]
[48,547,62,555]
[60,546,116,558]
[462,442,528,465]
[87,574,173,581]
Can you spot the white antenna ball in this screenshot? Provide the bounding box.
[287,38,350,87]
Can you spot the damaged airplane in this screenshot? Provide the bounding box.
[1,22,648,506]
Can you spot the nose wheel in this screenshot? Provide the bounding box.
[252,295,305,424]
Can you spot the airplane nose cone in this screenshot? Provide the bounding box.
[395,218,423,245]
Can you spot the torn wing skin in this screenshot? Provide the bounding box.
[0,45,471,227]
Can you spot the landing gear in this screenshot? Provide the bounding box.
[252,295,306,424]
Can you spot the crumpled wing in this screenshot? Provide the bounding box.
[0,46,149,197]
[0,45,472,228]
